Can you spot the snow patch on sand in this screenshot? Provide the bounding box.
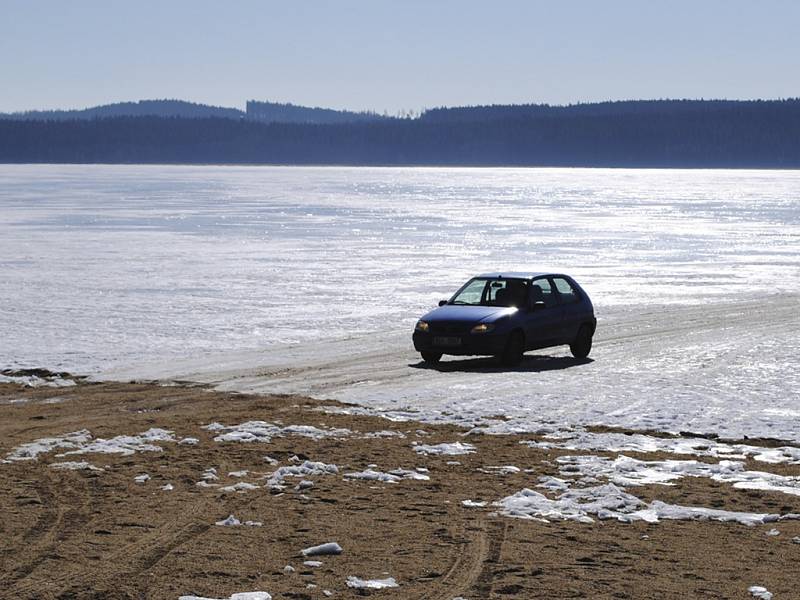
[204,421,350,443]
[215,515,263,527]
[478,465,521,475]
[2,397,31,405]
[462,500,487,508]
[41,396,67,404]
[555,454,800,497]
[498,484,643,524]
[537,476,571,491]
[523,430,800,465]
[220,482,260,493]
[60,428,176,457]
[49,460,102,471]
[465,426,800,528]
[493,449,800,526]
[267,461,339,488]
[344,469,401,483]
[344,467,431,483]
[4,429,92,461]
[363,430,406,439]
[414,442,476,456]
[178,593,271,600]
[388,468,431,481]
[496,485,794,526]
[314,405,415,422]
[0,373,76,388]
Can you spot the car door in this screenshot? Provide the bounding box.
[522,277,564,349]
[552,276,584,342]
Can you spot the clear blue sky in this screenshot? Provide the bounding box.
[2,0,798,113]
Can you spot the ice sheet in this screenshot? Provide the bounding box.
[3,165,798,372]
[2,166,799,442]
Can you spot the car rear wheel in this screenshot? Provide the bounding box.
[500,331,525,366]
[570,324,593,359]
[421,351,442,364]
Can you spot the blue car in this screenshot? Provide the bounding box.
[412,272,596,365]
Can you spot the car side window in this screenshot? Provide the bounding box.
[530,278,558,308]
[488,279,527,307]
[553,277,579,304]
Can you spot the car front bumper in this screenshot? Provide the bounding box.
[412,331,508,356]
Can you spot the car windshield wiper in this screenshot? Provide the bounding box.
[450,301,474,305]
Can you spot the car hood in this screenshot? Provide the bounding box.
[420,304,518,323]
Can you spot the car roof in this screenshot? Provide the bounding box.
[475,271,563,280]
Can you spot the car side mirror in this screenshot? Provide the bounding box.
[438,299,448,307]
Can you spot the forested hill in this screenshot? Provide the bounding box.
[1,99,799,167]
[0,99,385,124]
[0,99,245,121]
[419,99,800,122]
[245,101,385,124]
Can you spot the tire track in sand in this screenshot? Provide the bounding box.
[417,516,490,600]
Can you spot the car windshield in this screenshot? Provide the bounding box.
[450,278,528,307]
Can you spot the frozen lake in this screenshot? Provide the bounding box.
[2,165,799,439]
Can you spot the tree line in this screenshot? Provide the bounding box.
[1,99,798,167]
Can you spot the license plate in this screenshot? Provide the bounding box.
[433,336,461,347]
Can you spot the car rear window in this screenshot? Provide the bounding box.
[531,278,558,308]
[553,277,579,304]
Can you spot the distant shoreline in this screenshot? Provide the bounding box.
[2,162,799,171]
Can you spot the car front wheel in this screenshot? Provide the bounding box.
[421,351,442,364]
[570,324,593,359]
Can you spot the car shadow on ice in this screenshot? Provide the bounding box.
[409,354,593,373]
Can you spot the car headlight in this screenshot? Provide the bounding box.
[471,323,495,334]
[415,320,430,332]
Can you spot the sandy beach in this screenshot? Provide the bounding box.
[2,374,799,599]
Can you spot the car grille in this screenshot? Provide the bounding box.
[429,322,472,335]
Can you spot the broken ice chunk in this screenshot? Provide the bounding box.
[346,576,398,589]
[748,586,773,600]
[301,542,342,557]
